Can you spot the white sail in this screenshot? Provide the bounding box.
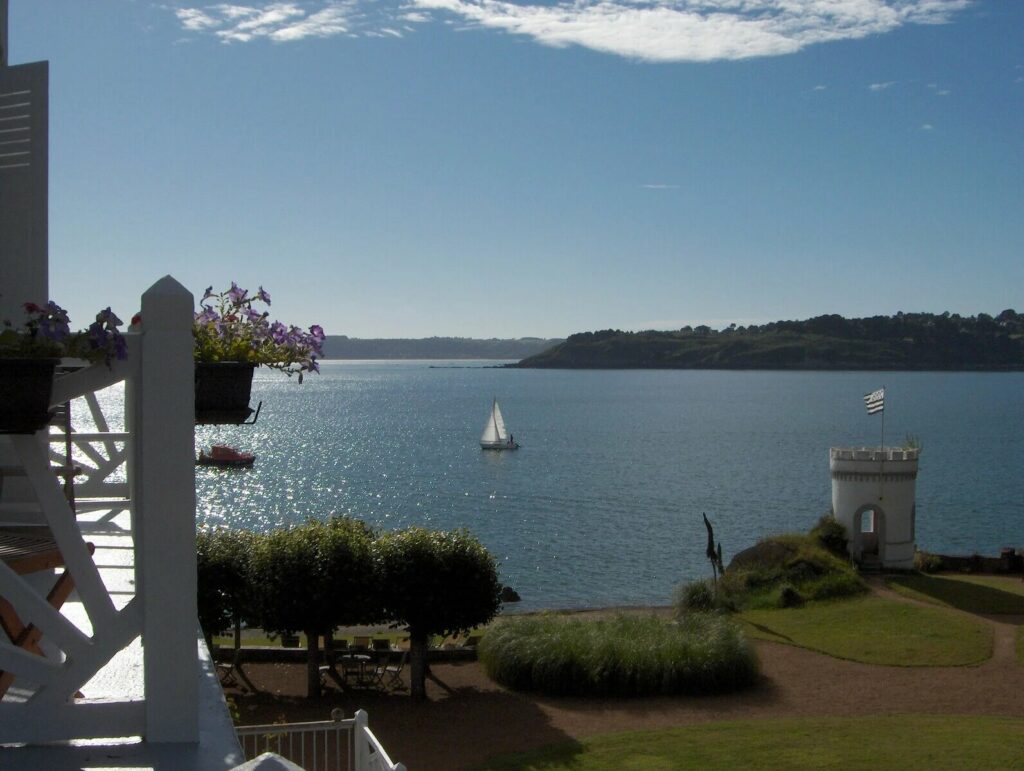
[481,399,512,447]
[491,401,508,441]
[477,393,516,448]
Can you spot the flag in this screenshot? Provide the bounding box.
[864,388,884,415]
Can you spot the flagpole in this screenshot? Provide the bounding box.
[880,384,885,451]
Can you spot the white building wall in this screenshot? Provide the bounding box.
[0,60,48,321]
[830,448,919,569]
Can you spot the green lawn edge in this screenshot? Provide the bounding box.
[739,595,992,666]
[886,573,1024,615]
[471,715,1024,771]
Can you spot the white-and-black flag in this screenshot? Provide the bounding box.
[863,388,884,415]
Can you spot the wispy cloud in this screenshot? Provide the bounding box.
[174,2,354,43]
[921,123,934,130]
[170,1,972,60]
[869,81,897,91]
[812,84,827,91]
[926,83,951,95]
[641,183,679,190]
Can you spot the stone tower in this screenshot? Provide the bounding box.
[829,447,920,570]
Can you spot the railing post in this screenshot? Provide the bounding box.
[134,276,197,742]
[354,709,369,771]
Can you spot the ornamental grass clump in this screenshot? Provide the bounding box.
[479,614,758,697]
[193,283,324,380]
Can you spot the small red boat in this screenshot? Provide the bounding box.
[197,444,256,468]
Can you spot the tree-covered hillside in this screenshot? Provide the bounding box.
[515,311,1024,370]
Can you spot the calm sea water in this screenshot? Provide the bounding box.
[189,362,1024,612]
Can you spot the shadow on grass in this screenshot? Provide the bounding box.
[887,574,1024,617]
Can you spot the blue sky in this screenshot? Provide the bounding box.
[9,1,1023,338]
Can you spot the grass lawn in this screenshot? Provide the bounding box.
[471,715,1024,770]
[886,573,1024,615]
[740,596,992,666]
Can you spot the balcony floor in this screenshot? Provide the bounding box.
[1,507,244,770]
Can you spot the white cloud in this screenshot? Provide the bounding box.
[407,0,971,63]
[812,84,826,91]
[869,80,897,91]
[641,183,679,189]
[174,2,354,43]
[921,123,934,130]
[171,0,972,60]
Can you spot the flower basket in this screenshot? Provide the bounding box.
[194,362,256,425]
[0,357,59,434]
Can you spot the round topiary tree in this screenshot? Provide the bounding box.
[376,527,501,701]
[248,516,378,698]
[197,527,258,654]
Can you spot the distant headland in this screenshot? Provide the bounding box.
[514,311,1024,370]
[321,336,564,360]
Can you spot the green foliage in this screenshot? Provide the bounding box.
[516,310,1024,370]
[479,614,758,697]
[196,528,258,640]
[376,527,502,638]
[673,579,717,613]
[915,550,944,573]
[809,514,848,558]
[246,517,378,638]
[720,530,865,610]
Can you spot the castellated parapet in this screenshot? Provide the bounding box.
[830,447,920,570]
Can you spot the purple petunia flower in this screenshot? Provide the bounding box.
[257,286,271,305]
[227,282,247,306]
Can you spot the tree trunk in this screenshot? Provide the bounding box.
[409,629,429,702]
[305,630,321,699]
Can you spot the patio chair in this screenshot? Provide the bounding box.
[0,528,95,697]
[375,649,408,690]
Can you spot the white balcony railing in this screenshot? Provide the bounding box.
[236,709,406,771]
[0,277,201,746]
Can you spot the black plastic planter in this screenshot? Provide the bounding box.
[0,357,59,434]
[194,362,257,425]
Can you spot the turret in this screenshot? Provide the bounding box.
[830,447,920,570]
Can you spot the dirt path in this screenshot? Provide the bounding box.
[227,589,1024,770]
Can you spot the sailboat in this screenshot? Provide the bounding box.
[480,398,519,450]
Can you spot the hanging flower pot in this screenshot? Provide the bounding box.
[194,362,256,425]
[0,357,59,434]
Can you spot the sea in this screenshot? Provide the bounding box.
[186,362,1024,611]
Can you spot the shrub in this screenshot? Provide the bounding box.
[479,614,758,697]
[810,515,849,558]
[915,551,944,574]
[720,532,865,610]
[674,579,716,614]
[777,584,804,608]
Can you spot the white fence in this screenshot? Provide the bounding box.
[235,709,405,771]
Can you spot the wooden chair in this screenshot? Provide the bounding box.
[0,528,95,696]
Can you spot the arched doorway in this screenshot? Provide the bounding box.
[853,505,886,567]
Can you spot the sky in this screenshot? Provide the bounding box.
[7,0,1023,338]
